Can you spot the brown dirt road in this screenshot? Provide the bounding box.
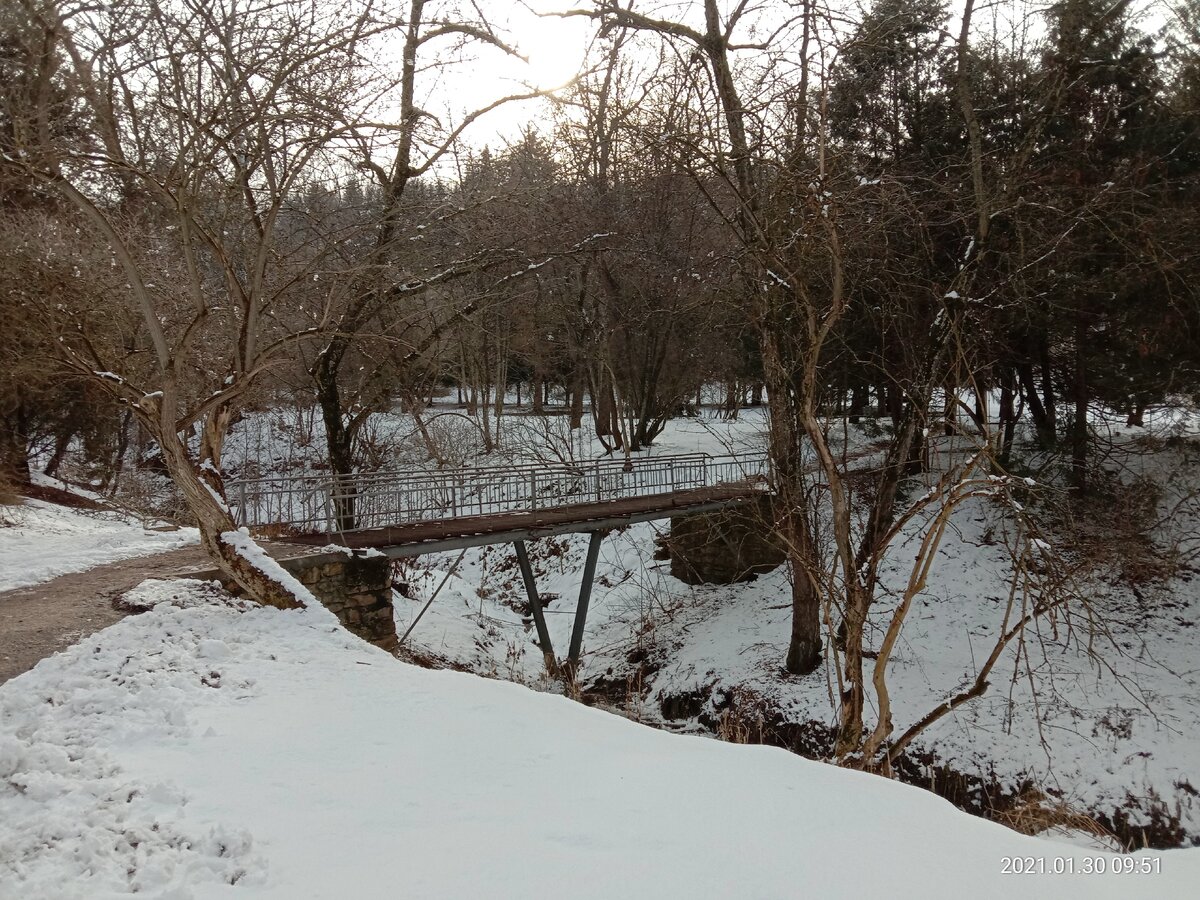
[0,542,312,685]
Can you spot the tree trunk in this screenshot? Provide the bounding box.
[0,405,31,485]
[762,346,822,678]
[532,373,544,414]
[102,410,134,493]
[836,591,868,758]
[998,368,1017,463]
[494,349,508,446]
[569,367,585,430]
[479,383,493,453]
[593,379,622,449]
[43,427,75,479]
[1017,362,1055,448]
[1040,338,1057,437]
[848,383,866,424]
[200,406,234,470]
[784,513,822,676]
[149,401,302,611]
[971,384,987,432]
[910,430,929,476]
[314,360,358,531]
[1071,314,1089,495]
[722,381,740,420]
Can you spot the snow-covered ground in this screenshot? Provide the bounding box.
[393,414,1200,846]
[0,500,199,592]
[3,578,1197,898]
[10,395,1199,882]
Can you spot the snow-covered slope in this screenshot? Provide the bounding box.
[393,426,1200,845]
[1,579,1195,898]
[0,500,199,592]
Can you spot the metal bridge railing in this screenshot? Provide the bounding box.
[228,451,770,534]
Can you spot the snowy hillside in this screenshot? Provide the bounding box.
[392,418,1200,847]
[0,500,199,593]
[2,578,1196,899]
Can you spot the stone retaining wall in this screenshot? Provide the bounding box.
[198,551,399,653]
[288,553,399,653]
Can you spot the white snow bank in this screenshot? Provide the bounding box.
[2,579,1197,899]
[0,580,269,897]
[4,580,1195,897]
[0,500,199,592]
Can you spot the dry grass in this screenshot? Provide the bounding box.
[712,686,776,746]
[993,786,1117,844]
[716,708,754,744]
[1050,470,1181,584]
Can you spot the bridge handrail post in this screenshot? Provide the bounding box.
[237,479,248,526]
[529,468,538,511]
[323,478,335,534]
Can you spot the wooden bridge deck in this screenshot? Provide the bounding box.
[286,483,762,557]
[231,451,771,550]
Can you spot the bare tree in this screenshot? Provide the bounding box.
[12,0,397,606]
[308,0,575,526]
[557,0,829,673]
[556,0,1122,768]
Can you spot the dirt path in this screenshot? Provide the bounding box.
[0,542,309,684]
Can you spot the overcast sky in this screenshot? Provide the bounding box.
[421,1,598,151]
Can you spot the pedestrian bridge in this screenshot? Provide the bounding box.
[229,451,771,555]
[228,451,772,675]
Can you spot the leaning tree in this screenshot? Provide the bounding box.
[10,0,402,605]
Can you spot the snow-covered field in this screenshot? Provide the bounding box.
[396,507,1200,839]
[0,500,199,592]
[3,578,1197,898]
[392,410,1200,846]
[6,396,1199,897]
